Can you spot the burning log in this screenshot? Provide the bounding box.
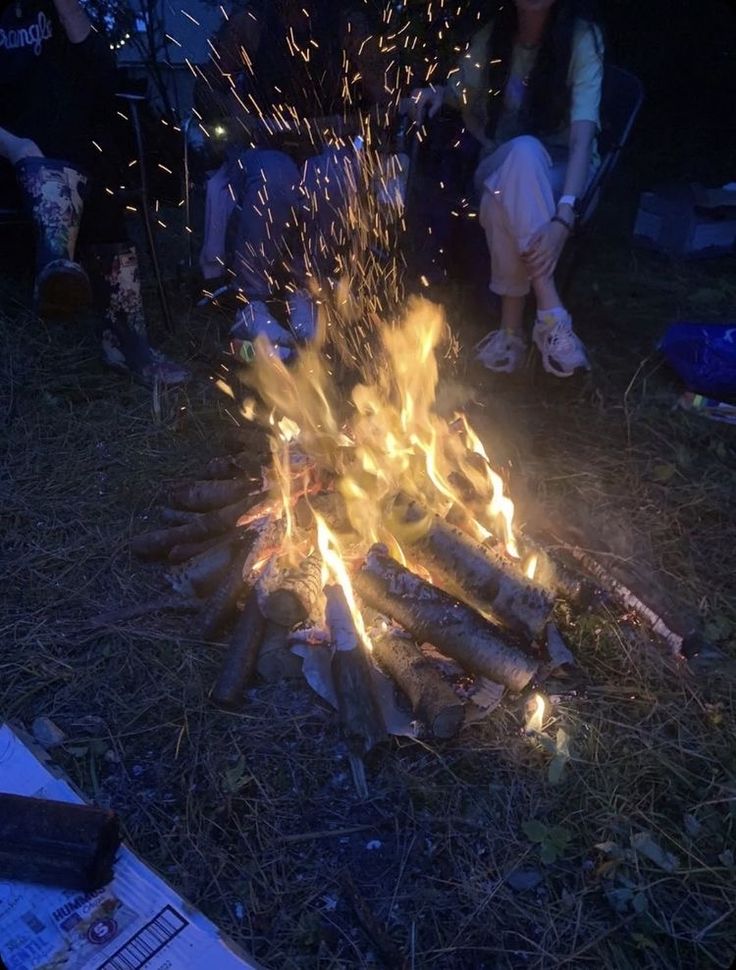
[391,497,552,638]
[372,632,465,738]
[168,533,241,564]
[294,491,351,533]
[212,589,267,710]
[257,622,302,681]
[168,478,252,513]
[131,496,258,561]
[354,546,538,693]
[0,793,120,891]
[200,515,284,641]
[325,584,387,752]
[259,552,324,627]
[166,538,234,597]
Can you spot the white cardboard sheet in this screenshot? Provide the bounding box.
[0,725,262,970]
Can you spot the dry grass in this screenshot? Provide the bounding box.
[1,219,735,970]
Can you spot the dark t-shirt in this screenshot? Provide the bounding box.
[0,0,116,163]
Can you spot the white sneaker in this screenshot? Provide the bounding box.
[532,310,590,378]
[475,329,528,373]
[230,300,295,362]
[231,300,294,344]
[286,289,318,342]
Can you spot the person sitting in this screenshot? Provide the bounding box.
[193,0,397,361]
[0,0,189,386]
[411,0,604,378]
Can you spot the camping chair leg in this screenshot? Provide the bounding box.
[128,100,174,334]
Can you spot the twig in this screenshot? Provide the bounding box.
[84,595,200,630]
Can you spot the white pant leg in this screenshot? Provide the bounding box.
[477,136,558,297]
[199,162,236,280]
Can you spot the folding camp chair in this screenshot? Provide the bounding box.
[558,64,645,293]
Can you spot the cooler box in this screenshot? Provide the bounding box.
[633,182,736,258]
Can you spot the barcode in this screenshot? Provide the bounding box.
[98,905,188,970]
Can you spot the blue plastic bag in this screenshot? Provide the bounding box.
[659,322,736,399]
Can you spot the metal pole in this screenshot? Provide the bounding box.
[127,95,174,333]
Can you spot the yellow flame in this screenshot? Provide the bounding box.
[315,513,370,650]
[231,297,522,595]
[526,693,546,734]
[525,553,538,581]
[455,414,519,558]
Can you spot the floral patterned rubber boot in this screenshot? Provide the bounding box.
[84,243,190,387]
[14,157,92,317]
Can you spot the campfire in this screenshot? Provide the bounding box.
[132,297,691,773]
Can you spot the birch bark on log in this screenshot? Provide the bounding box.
[372,633,465,738]
[391,497,552,638]
[354,545,538,692]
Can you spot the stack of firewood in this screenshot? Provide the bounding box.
[131,445,598,752]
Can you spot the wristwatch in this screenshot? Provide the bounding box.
[558,194,578,212]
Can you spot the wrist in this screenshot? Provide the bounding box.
[550,214,573,234]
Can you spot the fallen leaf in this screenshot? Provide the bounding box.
[631,831,679,872]
[506,868,543,892]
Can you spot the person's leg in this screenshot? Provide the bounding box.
[13,156,92,316]
[227,149,302,359]
[476,136,588,376]
[230,149,301,299]
[78,181,190,386]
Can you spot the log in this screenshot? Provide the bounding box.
[0,793,120,891]
[257,621,302,681]
[325,584,387,752]
[160,507,201,526]
[354,546,538,692]
[168,478,251,513]
[204,451,255,479]
[131,495,257,561]
[166,539,234,597]
[373,632,465,738]
[200,515,285,641]
[391,496,553,638]
[211,589,267,710]
[294,491,351,533]
[168,532,240,564]
[200,542,254,641]
[259,552,324,627]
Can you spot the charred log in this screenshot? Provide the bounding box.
[200,515,284,641]
[257,622,302,681]
[168,478,252,513]
[325,584,387,752]
[212,590,267,710]
[131,496,257,561]
[166,539,234,597]
[354,545,538,692]
[373,632,465,738]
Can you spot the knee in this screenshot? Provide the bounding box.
[506,135,547,165]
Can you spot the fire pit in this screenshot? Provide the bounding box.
[132,297,699,776]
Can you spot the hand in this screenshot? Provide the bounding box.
[6,137,43,166]
[522,219,569,280]
[401,86,445,125]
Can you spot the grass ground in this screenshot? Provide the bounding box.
[1,167,735,970]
